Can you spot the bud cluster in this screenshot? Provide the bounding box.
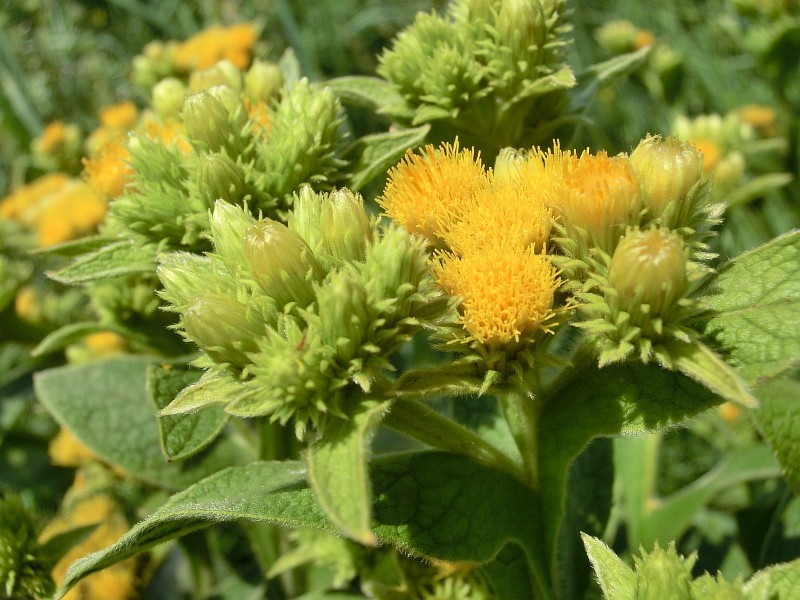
[158,193,448,438]
[377,0,575,152]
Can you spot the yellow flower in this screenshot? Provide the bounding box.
[84,332,128,356]
[14,285,40,322]
[244,97,271,136]
[175,23,257,71]
[440,171,552,255]
[36,181,107,246]
[143,117,193,155]
[36,121,68,155]
[379,140,489,247]
[49,428,96,468]
[434,246,560,346]
[0,173,69,222]
[690,138,721,174]
[83,138,133,200]
[633,29,655,49]
[99,101,138,131]
[736,103,776,136]
[543,145,641,253]
[42,493,138,600]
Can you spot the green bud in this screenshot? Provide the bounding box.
[495,0,549,67]
[633,544,695,600]
[158,252,227,310]
[182,88,246,154]
[152,77,187,118]
[608,227,687,324]
[316,268,372,365]
[289,187,374,270]
[196,152,248,205]
[239,316,342,439]
[245,60,284,103]
[630,135,703,227]
[595,19,639,54]
[209,200,256,266]
[182,294,262,367]
[188,59,243,92]
[243,219,324,309]
[0,495,53,600]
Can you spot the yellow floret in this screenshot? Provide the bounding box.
[83,139,133,200]
[99,101,138,131]
[36,121,68,155]
[379,140,489,247]
[175,23,257,71]
[84,332,128,356]
[434,246,560,346]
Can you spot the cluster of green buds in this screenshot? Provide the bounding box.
[109,68,345,251]
[557,134,721,366]
[377,0,575,155]
[158,191,448,438]
[0,495,53,599]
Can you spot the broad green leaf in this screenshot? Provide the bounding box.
[147,364,228,462]
[30,235,116,258]
[553,439,613,600]
[572,46,651,107]
[538,363,719,560]
[305,401,391,545]
[31,322,134,357]
[48,240,157,284]
[345,125,429,191]
[55,452,546,599]
[581,534,635,600]
[34,356,246,489]
[726,173,794,208]
[750,370,800,493]
[482,542,537,600]
[698,230,800,385]
[744,557,800,600]
[509,65,577,106]
[324,76,411,119]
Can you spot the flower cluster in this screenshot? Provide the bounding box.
[381,135,721,376]
[158,192,448,438]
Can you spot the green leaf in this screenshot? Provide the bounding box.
[744,557,800,600]
[580,533,636,600]
[538,363,719,564]
[47,240,157,284]
[54,452,546,599]
[345,125,430,191]
[482,542,537,600]
[305,401,391,545]
[725,173,793,208]
[572,46,651,108]
[698,231,800,385]
[664,338,757,407]
[39,524,99,567]
[509,65,577,106]
[750,369,800,493]
[553,439,614,600]
[159,366,247,415]
[147,364,229,462]
[34,356,247,490]
[31,322,133,357]
[324,76,411,119]
[30,235,117,258]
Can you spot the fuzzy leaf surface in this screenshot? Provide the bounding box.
[581,534,635,600]
[324,76,411,118]
[48,240,157,284]
[34,356,245,489]
[54,452,541,599]
[699,231,800,384]
[304,401,391,545]
[744,557,800,599]
[346,125,429,191]
[148,363,228,462]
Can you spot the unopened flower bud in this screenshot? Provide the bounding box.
[189,59,243,92]
[245,60,283,103]
[630,135,702,226]
[182,89,246,154]
[182,294,259,367]
[197,152,247,205]
[209,200,255,265]
[152,77,186,118]
[243,220,324,309]
[634,545,694,600]
[316,269,372,364]
[608,228,687,323]
[289,187,373,269]
[496,0,549,70]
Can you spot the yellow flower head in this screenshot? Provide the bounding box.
[49,428,96,468]
[99,101,138,131]
[83,138,133,200]
[440,171,552,255]
[543,145,641,254]
[37,180,107,246]
[144,118,193,155]
[379,140,489,247]
[175,23,257,71]
[691,138,721,174]
[736,103,776,136]
[434,246,560,346]
[36,121,68,155]
[0,173,69,222]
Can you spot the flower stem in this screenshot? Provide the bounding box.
[384,399,527,484]
[499,388,540,490]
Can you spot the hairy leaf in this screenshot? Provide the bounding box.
[48,240,157,284]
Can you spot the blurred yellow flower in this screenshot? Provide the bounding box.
[379,140,489,246]
[244,97,272,137]
[49,428,96,468]
[84,331,128,356]
[434,246,560,346]
[736,103,777,137]
[99,100,138,131]
[83,138,133,200]
[36,121,69,155]
[175,23,257,71]
[691,138,721,174]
